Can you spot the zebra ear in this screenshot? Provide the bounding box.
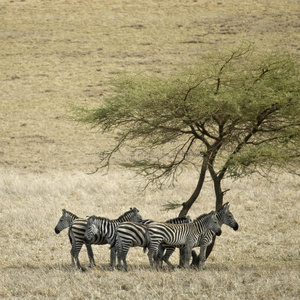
[88,215,95,222]
[223,202,230,210]
[62,209,66,214]
[131,207,139,213]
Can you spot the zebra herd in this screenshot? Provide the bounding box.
[54,203,238,271]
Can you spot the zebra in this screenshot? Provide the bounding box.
[57,207,142,271]
[140,216,191,226]
[146,211,222,269]
[160,202,239,268]
[54,209,95,267]
[83,208,143,270]
[116,216,191,271]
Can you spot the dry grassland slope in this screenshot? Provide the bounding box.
[0,0,299,299]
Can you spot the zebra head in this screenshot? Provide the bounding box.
[84,215,97,242]
[54,209,78,234]
[130,207,143,223]
[218,202,239,231]
[208,211,222,236]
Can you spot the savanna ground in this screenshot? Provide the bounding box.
[0,0,299,299]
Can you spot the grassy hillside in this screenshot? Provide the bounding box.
[1,0,299,172]
[0,0,299,299]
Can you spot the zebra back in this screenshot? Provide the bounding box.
[147,211,220,249]
[166,216,191,224]
[116,221,148,249]
[141,216,191,225]
[84,207,143,245]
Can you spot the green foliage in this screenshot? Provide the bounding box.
[74,45,300,184]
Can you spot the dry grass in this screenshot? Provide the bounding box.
[0,169,299,299]
[1,0,300,299]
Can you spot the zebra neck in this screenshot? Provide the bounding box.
[68,213,79,223]
[117,213,133,222]
[194,215,210,231]
[216,210,225,226]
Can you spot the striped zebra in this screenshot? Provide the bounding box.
[83,208,143,270]
[146,211,222,269]
[54,209,95,267]
[116,216,191,271]
[191,202,238,266]
[56,207,142,271]
[160,202,239,268]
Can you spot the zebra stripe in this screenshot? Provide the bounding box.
[116,216,191,271]
[190,202,239,267]
[147,211,222,269]
[161,203,239,268]
[54,209,95,268]
[54,209,78,234]
[57,207,142,271]
[83,207,142,270]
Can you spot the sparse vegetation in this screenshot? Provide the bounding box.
[0,0,299,299]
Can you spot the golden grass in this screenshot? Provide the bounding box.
[0,169,299,299]
[1,0,299,299]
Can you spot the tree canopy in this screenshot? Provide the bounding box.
[75,45,300,212]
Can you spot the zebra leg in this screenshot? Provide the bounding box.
[85,244,96,267]
[116,239,124,270]
[147,249,154,268]
[122,246,129,272]
[148,243,159,269]
[69,229,76,267]
[155,244,165,268]
[69,229,85,271]
[161,246,176,269]
[110,245,117,270]
[198,246,207,270]
[184,244,192,268]
[71,242,86,271]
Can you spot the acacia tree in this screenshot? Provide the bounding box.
[75,45,299,260]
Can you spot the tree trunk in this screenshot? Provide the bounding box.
[178,155,209,266]
[191,166,224,267]
[178,155,209,218]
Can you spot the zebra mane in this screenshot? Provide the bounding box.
[194,211,214,221]
[116,207,139,221]
[63,209,79,219]
[166,216,190,223]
